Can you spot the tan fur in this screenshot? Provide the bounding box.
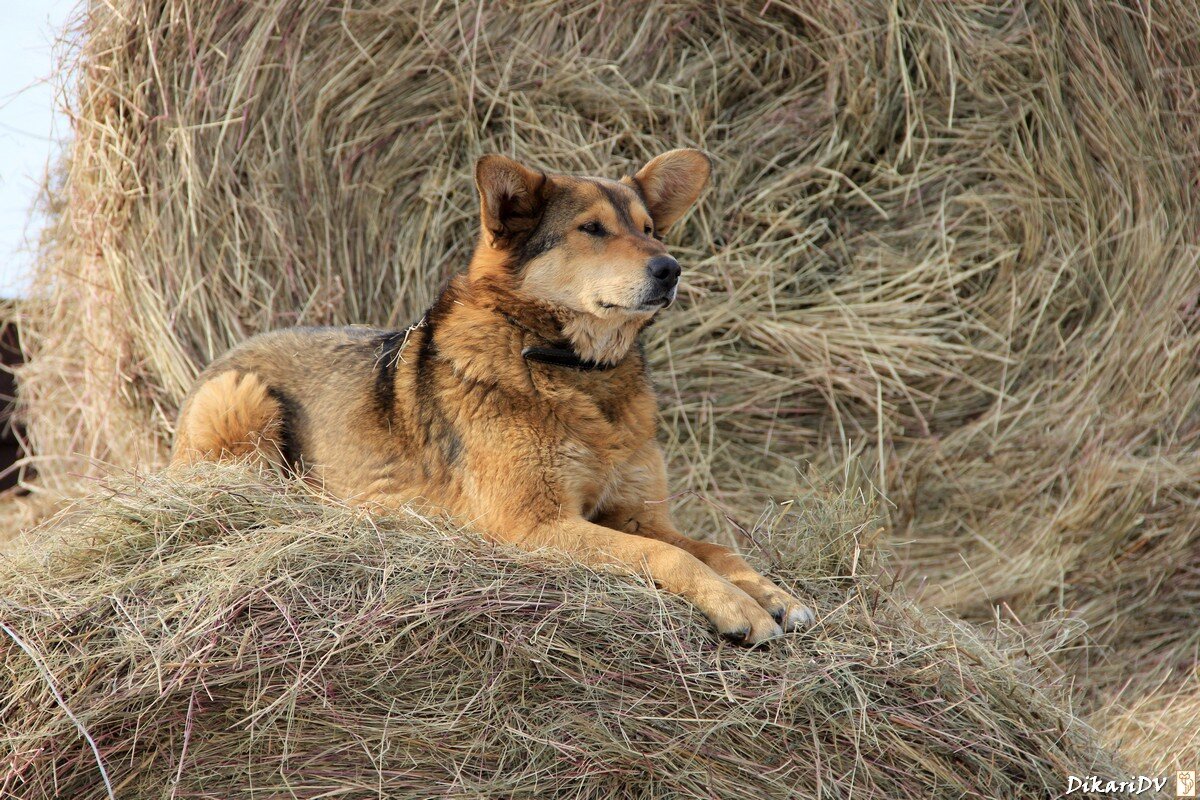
[626,149,712,230]
[172,151,812,644]
[173,371,284,466]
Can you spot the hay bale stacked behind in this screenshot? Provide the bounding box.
[19,0,1200,714]
[1,467,1125,799]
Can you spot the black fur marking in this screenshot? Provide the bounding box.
[413,322,440,480]
[516,229,562,267]
[413,311,440,409]
[624,177,663,239]
[443,430,463,467]
[637,338,653,382]
[372,330,408,425]
[413,300,462,477]
[594,181,639,232]
[510,181,582,271]
[626,175,649,206]
[265,387,303,472]
[596,393,623,425]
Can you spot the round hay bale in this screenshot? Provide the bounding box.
[16,0,1200,737]
[1,465,1124,798]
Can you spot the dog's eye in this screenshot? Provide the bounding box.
[579,221,606,236]
[643,223,653,236]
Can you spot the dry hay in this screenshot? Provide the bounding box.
[1102,673,1200,776]
[14,0,1200,754]
[1,464,1127,799]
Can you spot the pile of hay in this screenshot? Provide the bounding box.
[2,465,1124,798]
[15,0,1200,757]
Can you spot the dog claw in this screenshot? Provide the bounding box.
[720,621,783,647]
[769,603,814,632]
[786,605,815,629]
[722,626,751,645]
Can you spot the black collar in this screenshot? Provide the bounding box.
[522,345,620,372]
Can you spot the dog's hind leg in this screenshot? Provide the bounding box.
[171,371,286,468]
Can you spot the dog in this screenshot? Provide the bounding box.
[172,149,813,644]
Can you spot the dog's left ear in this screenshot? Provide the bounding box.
[475,154,547,248]
[629,149,712,233]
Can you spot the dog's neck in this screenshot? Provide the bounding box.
[454,272,649,368]
[558,312,648,367]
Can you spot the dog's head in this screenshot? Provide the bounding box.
[469,150,711,324]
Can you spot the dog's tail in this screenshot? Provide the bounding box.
[171,371,287,468]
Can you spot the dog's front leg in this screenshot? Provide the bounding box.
[593,445,814,631]
[596,508,816,632]
[494,516,783,645]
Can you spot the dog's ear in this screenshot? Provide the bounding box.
[475,155,547,247]
[630,149,711,233]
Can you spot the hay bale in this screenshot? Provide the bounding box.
[1,466,1124,798]
[17,0,1200,729]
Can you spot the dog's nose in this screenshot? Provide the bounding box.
[647,255,681,288]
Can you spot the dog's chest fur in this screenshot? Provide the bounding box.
[528,368,658,519]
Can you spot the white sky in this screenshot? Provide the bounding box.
[0,1,76,298]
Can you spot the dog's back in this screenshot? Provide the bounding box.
[173,326,418,490]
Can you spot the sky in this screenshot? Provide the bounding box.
[0,1,76,298]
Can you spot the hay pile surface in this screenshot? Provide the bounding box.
[2,466,1124,799]
[14,0,1200,758]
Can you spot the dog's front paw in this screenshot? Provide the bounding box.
[732,576,816,632]
[695,580,784,646]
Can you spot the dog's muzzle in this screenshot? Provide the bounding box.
[645,255,681,306]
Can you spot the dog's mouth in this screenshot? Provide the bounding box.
[597,299,670,315]
[598,299,669,311]
[597,287,676,314]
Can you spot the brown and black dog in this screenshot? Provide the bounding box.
[172,149,813,644]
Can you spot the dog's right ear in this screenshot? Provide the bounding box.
[475,155,546,248]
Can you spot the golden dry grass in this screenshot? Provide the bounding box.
[1,464,1124,799]
[1104,674,1200,775]
[11,0,1200,772]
